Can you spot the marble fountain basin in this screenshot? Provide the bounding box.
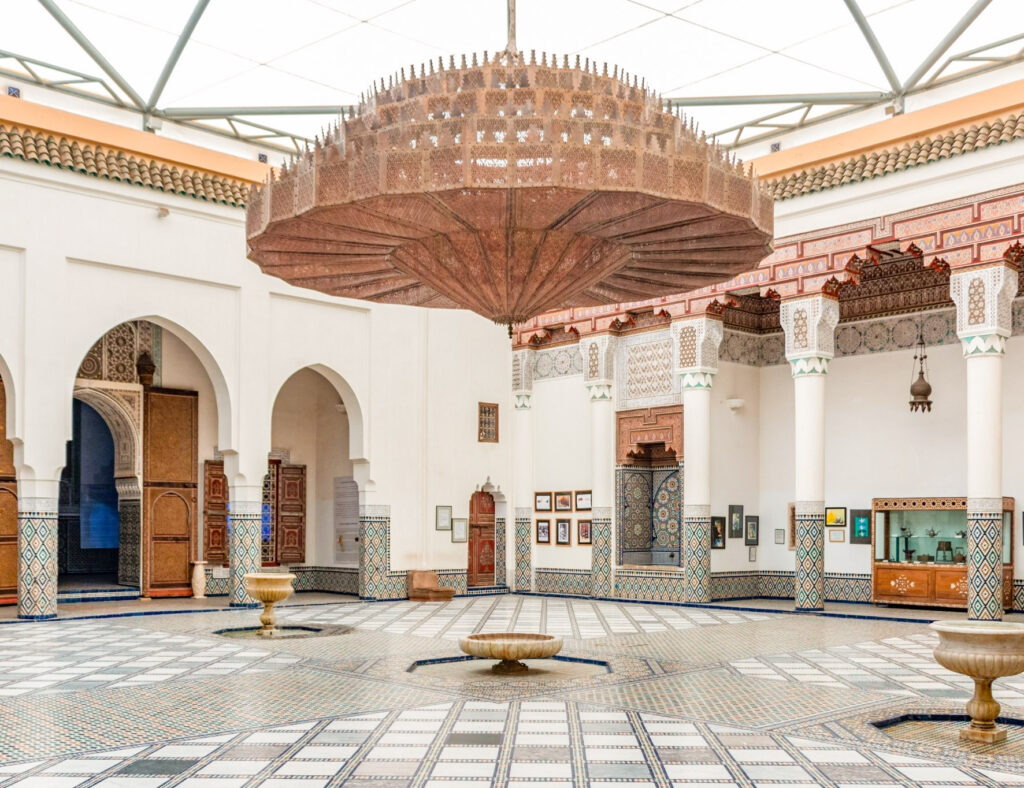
[459,632,563,673]
[244,572,296,637]
[931,619,1024,743]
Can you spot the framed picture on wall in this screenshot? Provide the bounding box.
[744,515,759,546]
[554,492,573,511]
[850,509,872,544]
[577,520,592,545]
[435,505,452,531]
[828,528,845,543]
[555,519,571,545]
[451,518,468,543]
[728,505,744,539]
[535,492,552,512]
[710,516,726,549]
[748,546,757,562]
[825,507,847,527]
[574,490,592,511]
[774,528,785,545]
[536,519,551,544]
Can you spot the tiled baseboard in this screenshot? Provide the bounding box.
[535,569,592,596]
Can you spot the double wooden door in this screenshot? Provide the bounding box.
[467,490,495,587]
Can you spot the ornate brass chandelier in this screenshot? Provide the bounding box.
[909,330,933,412]
[246,1,773,331]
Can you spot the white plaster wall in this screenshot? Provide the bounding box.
[530,375,593,570]
[0,157,512,579]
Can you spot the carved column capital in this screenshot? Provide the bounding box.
[950,264,1017,357]
[511,347,535,401]
[780,294,839,376]
[581,335,616,400]
[672,316,723,386]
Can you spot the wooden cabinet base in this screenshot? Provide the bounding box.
[872,562,1012,610]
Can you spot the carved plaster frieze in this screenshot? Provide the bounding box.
[671,316,723,384]
[581,335,616,383]
[511,348,535,394]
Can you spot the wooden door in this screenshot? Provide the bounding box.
[277,464,306,564]
[202,460,229,565]
[0,382,16,601]
[468,491,495,587]
[143,388,197,596]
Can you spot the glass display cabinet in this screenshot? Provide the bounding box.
[872,497,1014,609]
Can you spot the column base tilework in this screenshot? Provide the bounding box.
[611,569,871,604]
[795,500,825,611]
[494,516,506,587]
[683,505,711,603]
[514,508,531,591]
[967,499,1004,621]
[228,500,262,608]
[17,498,59,620]
[591,509,612,598]
[116,498,141,587]
[535,568,592,596]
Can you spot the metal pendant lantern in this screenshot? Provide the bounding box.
[909,331,932,412]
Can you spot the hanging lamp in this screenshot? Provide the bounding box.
[909,331,932,412]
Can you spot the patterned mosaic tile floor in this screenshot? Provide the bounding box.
[1,595,1023,786]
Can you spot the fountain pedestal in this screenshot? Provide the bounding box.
[930,619,1024,743]
[243,573,296,637]
[459,633,563,673]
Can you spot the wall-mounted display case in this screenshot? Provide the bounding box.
[871,497,1014,609]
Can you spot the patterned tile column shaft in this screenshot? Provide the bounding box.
[228,494,262,608]
[951,262,1017,620]
[17,495,59,620]
[494,516,506,587]
[359,505,391,600]
[582,335,617,600]
[514,508,532,591]
[591,507,613,597]
[781,295,838,613]
[683,504,711,603]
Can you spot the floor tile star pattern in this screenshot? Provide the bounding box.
[0,595,1022,786]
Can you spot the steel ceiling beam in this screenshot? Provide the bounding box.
[146,0,210,112]
[665,92,887,107]
[842,0,902,95]
[902,0,993,92]
[0,50,124,105]
[162,106,346,118]
[37,0,146,110]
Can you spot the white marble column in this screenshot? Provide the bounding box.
[511,349,534,592]
[16,478,61,620]
[582,336,616,597]
[951,264,1017,620]
[780,294,838,612]
[673,316,722,604]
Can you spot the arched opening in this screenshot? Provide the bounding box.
[266,367,354,569]
[63,319,221,600]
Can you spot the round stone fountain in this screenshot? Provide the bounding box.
[459,633,563,674]
[931,619,1024,743]
[244,572,296,637]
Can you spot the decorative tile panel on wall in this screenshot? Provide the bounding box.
[532,346,583,380]
[1014,579,1024,612]
[616,468,653,563]
[824,573,872,603]
[535,568,592,596]
[495,516,506,587]
[651,467,682,559]
[203,568,230,596]
[710,572,760,600]
[591,509,613,598]
[291,566,359,595]
[614,567,686,603]
[759,571,796,599]
[117,499,141,587]
[514,510,532,591]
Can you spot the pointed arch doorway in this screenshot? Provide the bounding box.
[468,490,495,587]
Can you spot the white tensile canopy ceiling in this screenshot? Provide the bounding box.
[2,0,1022,154]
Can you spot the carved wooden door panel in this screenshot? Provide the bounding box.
[0,381,16,600]
[203,460,229,566]
[468,525,495,587]
[143,388,197,596]
[276,464,306,564]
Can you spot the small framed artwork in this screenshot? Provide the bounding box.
[554,492,573,511]
[535,492,552,512]
[536,519,551,544]
[577,520,592,545]
[710,516,726,549]
[744,515,759,546]
[748,546,757,562]
[728,504,744,539]
[825,507,847,527]
[828,528,845,543]
[850,509,871,544]
[555,518,571,545]
[774,528,785,545]
[574,490,592,511]
[435,505,452,531]
[451,518,468,543]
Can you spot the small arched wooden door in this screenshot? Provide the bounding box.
[468,491,495,587]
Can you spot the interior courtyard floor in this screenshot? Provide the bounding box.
[0,595,1023,786]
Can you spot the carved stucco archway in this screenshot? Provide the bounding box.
[72,379,143,588]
